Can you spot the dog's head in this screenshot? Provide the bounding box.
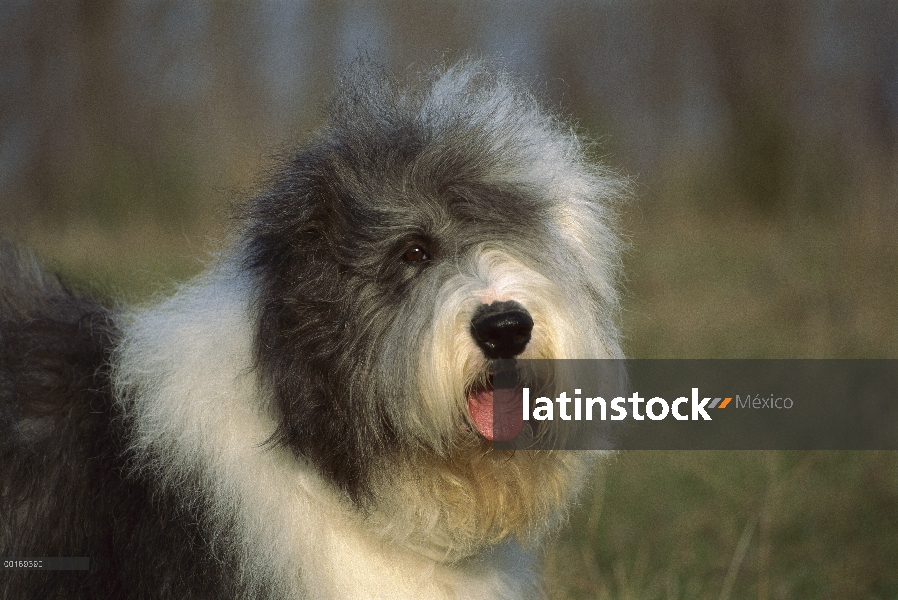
[242,60,625,554]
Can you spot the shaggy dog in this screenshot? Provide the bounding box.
[0,61,624,599]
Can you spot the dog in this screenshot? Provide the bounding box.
[0,60,625,599]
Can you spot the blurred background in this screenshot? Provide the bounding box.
[1,1,896,598]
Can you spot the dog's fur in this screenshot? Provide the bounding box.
[0,61,624,599]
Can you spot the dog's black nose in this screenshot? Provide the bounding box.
[470,301,534,359]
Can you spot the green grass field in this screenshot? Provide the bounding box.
[548,187,898,599]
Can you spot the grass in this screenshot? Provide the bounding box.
[543,182,898,599]
[16,214,224,305]
[547,451,898,600]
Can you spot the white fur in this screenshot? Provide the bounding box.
[418,246,618,453]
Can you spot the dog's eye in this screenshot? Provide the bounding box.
[402,245,431,263]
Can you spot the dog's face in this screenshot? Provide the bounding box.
[243,62,623,554]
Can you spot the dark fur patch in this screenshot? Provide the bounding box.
[0,245,245,598]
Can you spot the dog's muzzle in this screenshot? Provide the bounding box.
[470,301,533,359]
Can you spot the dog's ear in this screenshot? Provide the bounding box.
[241,148,334,274]
[240,148,393,506]
[242,150,358,350]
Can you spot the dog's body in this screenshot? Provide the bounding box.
[1,61,624,599]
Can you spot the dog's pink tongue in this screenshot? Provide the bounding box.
[467,387,525,442]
